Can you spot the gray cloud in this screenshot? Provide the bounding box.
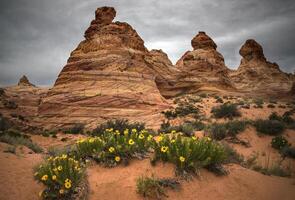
[0,0,295,86]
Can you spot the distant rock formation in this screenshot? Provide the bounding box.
[230,39,293,95]
[18,75,35,87]
[175,31,233,92]
[38,7,170,129]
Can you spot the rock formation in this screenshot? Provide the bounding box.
[291,82,295,95]
[175,32,233,93]
[38,7,171,129]
[230,39,293,95]
[18,75,35,87]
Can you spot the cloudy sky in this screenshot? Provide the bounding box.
[0,0,295,86]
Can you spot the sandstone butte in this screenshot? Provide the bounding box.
[0,6,294,130]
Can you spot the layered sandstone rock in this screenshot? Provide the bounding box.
[0,76,48,131]
[175,32,233,93]
[291,82,295,95]
[230,39,293,95]
[38,7,170,129]
[18,75,35,87]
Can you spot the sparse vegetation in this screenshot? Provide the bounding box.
[136,176,180,199]
[211,103,241,119]
[92,119,145,136]
[64,123,84,134]
[207,120,248,140]
[253,98,264,108]
[0,130,42,153]
[3,100,18,109]
[162,102,200,119]
[254,120,285,135]
[151,134,227,176]
[271,136,290,150]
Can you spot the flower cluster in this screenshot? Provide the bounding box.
[75,128,154,166]
[151,134,226,175]
[34,155,85,199]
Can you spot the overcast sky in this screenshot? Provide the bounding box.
[0,0,295,86]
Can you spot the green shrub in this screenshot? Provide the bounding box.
[271,136,290,150]
[221,143,244,164]
[281,146,295,159]
[3,100,18,109]
[158,120,204,136]
[0,132,42,153]
[64,124,84,134]
[136,176,180,199]
[269,112,281,121]
[267,104,275,108]
[0,115,11,132]
[151,135,227,175]
[254,120,285,135]
[92,119,145,136]
[215,98,224,103]
[34,155,85,199]
[253,99,264,108]
[199,93,207,98]
[211,103,241,119]
[76,129,153,166]
[208,121,248,140]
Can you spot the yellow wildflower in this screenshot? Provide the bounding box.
[192,136,197,141]
[171,130,176,134]
[131,128,137,133]
[41,175,48,181]
[52,175,57,181]
[161,146,169,153]
[147,135,153,141]
[53,168,58,173]
[61,154,67,159]
[59,189,64,194]
[115,130,120,135]
[124,129,129,135]
[128,139,135,145]
[109,147,115,153]
[157,136,163,142]
[138,133,144,139]
[115,156,121,162]
[89,138,94,143]
[65,181,72,189]
[179,156,185,162]
[58,166,63,171]
[65,178,72,183]
[170,139,176,143]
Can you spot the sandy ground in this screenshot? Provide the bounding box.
[0,96,294,200]
[87,159,295,200]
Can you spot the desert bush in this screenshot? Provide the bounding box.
[35,155,85,199]
[0,88,5,96]
[151,135,226,176]
[252,162,291,177]
[267,104,275,108]
[199,93,207,98]
[0,115,11,132]
[136,176,180,199]
[254,120,285,135]
[3,100,18,109]
[0,132,42,153]
[158,120,204,136]
[269,112,281,121]
[281,146,295,159]
[211,103,241,119]
[215,97,224,103]
[221,143,244,164]
[207,121,248,140]
[271,136,290,150]
[92,119,145,136]
[64,124,84,134]
[77,128,153,166]
[253,98,264,108]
